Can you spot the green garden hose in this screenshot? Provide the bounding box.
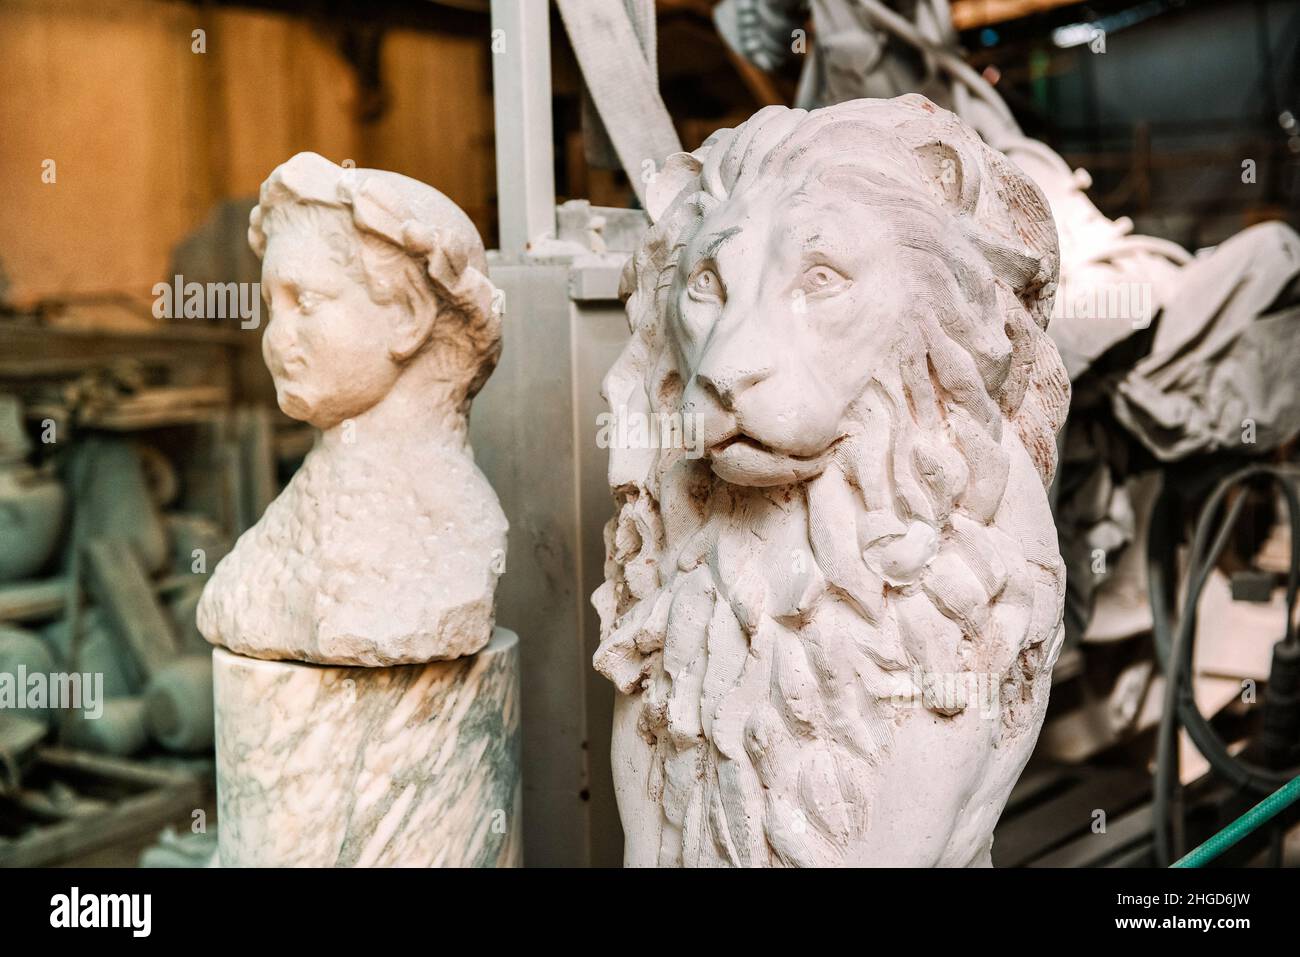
[1172,775,1300,867]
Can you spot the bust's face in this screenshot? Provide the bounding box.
[260,227,407,430]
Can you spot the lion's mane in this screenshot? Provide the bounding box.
[593,95,1070,867]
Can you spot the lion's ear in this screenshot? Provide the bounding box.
[912,141,981,216]
[981,146,1060,328]
[913,135,1060,327]
[646,151,703,223]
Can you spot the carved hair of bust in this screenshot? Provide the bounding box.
[198,153,508,666]
[593,95,1070,866]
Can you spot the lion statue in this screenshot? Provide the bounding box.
[592,95,1071,867]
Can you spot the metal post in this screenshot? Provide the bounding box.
[491,0,556,257]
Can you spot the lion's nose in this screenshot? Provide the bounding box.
[694,362,773,411]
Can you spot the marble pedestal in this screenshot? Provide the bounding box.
[213,628,521,867]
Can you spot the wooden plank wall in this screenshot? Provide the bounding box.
[0,0,496,309]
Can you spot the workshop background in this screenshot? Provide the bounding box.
[1,0,1298,867]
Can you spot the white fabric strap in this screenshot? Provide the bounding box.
[556,0,683,205]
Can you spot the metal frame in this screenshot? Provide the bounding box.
[490,0,557,257]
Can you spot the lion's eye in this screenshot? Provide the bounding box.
[687,266,725,304]
[801,265,851,298]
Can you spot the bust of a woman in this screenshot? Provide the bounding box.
[198,152,508,666]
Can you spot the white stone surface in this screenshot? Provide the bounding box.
[198,153,508,665]
[593,96,1070,867]
[214,628,521,867]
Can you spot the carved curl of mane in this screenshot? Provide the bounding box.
[594,96,1070,867]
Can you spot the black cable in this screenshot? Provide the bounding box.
[1148,464,1300,866]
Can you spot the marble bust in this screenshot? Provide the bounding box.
[592,96,1070,866]
[198,153,508,666]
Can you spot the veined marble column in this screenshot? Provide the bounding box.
[214,628,521,867]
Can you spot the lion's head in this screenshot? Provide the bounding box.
[594,95,1070,867]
